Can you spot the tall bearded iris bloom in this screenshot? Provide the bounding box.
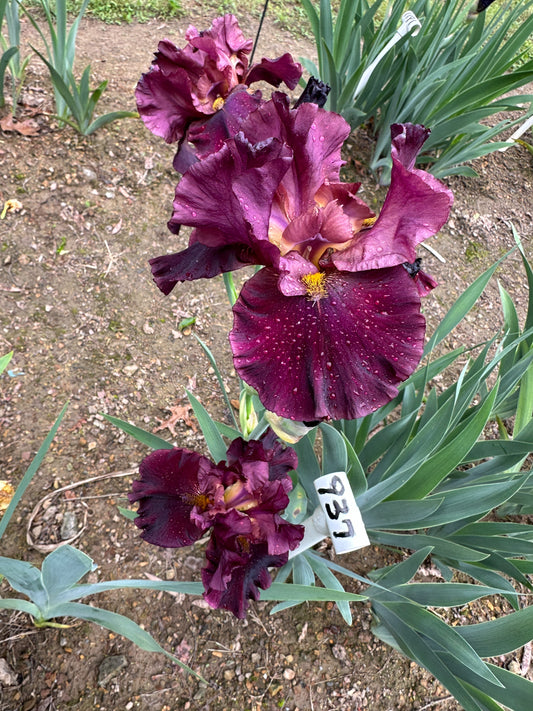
[135,14,302,173]
[129,430,304,618]
[150,95,453,421]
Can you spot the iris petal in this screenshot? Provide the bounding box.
[226,430,298,481]
[168,132,292,243]
[135,63,199,144]
[187,14,253,73]
[202,510,291,618]
[173,88,263,173]
[332,123,453,273]
[129,448,213,547]
[230,266,426,421]
[150,242,263,294]
[240,93,350,214]
[245,54,303,90]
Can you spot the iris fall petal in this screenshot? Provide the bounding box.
[230,266,427,421]
[129,448,212,547]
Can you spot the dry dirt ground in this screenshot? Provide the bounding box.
[0,5,532,711]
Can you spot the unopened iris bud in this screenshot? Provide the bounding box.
[294,76,331,108]
[239,387,258,438]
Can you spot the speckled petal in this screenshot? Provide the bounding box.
[230,266,426,421]
[129,448,213,547]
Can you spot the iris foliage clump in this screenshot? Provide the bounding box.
[301,0,533,181]
[0,0,137,132]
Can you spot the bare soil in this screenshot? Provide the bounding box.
[0,6,532,711]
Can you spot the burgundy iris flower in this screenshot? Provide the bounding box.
[135,14,302,173]
[129,430,303,618]
[149,94,453,421]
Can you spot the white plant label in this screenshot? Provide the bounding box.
[314,472,370,554]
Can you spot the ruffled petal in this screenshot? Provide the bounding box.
[173,88,263,173]
[202,510,289,618]
[129,448,213,547]
[135,63,200,144]
[151,37,205,78]
[226,430,298,481]
[332,123,453,273]
[245,54,302,90]
[188,14,252,75]
[230,266,426,421]
[249,509,305,555]
[314,182,375,229]
[281,200,353,256]
[240,93,350,215]
[168,131,292,244]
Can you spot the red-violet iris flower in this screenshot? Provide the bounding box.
[135,14,302,173]
[129,430,303,618]
[149,94,453,421]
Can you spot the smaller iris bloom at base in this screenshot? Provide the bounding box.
[129,430,303,618]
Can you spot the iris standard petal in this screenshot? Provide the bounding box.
[332,123,453,273]
[245,54,303,90]
[240,93,350,215]
[230,266,427,421]
[129,448,213,547]
[168,132,292,244]
[173,88,263,173]
[135,65,199,144]
[187,15,252,74]
[225,430,298,481]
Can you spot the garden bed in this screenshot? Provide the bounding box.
[1,6,533,710]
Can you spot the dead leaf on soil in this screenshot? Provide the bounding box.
[0,480,15,512]
[154,403,197,437]
[0,115,40,136]
[1,199,23,219]
[111,218,123,234]
[175,639,192,663]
